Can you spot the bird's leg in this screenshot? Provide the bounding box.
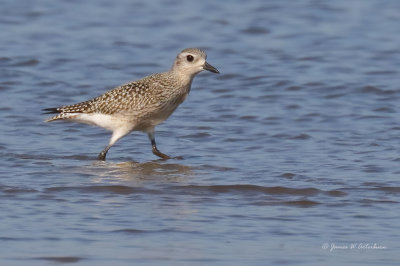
[97,130,127,161]
[97,145,111,161]
[147,130,171,160]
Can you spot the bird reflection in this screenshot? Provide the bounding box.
[82,159,194,184]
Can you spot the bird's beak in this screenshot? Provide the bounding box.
[203,61,219,74]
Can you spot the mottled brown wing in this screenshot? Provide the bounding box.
[49,80,154,115]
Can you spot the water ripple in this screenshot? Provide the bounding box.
[34,257,84,263]
[44,185,160,195]
[169,184,345,197]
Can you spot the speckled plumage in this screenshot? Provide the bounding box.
[44,48,219,160]
[46,73,184,126]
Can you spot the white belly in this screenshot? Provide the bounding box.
[72,113,133,132]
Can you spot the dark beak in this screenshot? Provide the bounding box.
[203,61,219,74]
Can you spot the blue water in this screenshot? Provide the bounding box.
[1,0,400,265]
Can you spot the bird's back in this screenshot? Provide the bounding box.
[45,72,188,127]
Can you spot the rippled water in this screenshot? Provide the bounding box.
[1,0,400,265]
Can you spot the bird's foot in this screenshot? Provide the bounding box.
[97,151,107,161]
[152,146,171,160]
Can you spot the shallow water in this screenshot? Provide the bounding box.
[1,0,400,265]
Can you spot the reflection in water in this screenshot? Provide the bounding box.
[80,160,194,184]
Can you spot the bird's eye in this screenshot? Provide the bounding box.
[186,55,194,62]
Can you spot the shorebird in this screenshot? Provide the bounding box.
[43,48,219,160]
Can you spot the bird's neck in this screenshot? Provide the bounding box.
[168,68,196,89]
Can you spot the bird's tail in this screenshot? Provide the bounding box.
[42,107,67,122]
[42,108,60,114]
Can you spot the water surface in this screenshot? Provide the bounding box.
[1,0,400,265]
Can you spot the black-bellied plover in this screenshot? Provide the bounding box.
[43,48,219,160]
